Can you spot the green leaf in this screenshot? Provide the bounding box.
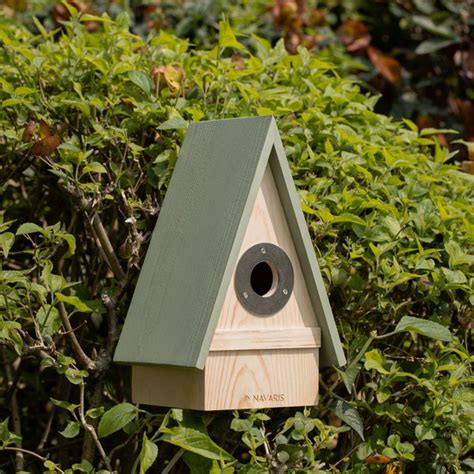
[50,398,79,414]
[332,401,364,440]
[71,460,94,473]
[338,365,361,393]
[412,15,457,38]
[394,316,452,342]
[219,19,245,52]
[60,421,80,438]
[158,116,188,131]
[98,403,138,438]
[80,13,113,23]
[58,232,76,257]
[55,293,93,313]
[0,232,14,257]
[36,305,61,338]
[231,417,253,432]
[86,407,104,419]
[415,39,458,54]
[65,368,89,385]
[82,162,107,174]
[364,349,389,374]
[332,213,367,226]
[0,418,21,447]
[160,426,234,461]
[129,71,152,96]
[16,222,44,235]
[415,424,436,442]
[138,432,158,474]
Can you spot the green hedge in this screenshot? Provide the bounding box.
[0,9,473,473]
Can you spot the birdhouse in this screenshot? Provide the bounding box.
[114,116,345,410]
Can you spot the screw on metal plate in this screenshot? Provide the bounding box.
[260,248,266,254]
[283,289,288,295]
[243,291,249,299]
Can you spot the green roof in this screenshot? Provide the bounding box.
[114,116,346,369]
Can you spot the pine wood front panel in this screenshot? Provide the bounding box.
[202,164,320,410]
[204,349,319,410]
[216,164,318,330]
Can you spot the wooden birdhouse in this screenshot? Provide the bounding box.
[114,116,345,410]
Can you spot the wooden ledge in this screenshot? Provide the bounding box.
[209,327,321,352]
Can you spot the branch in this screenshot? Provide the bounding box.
[103,294,119,359]
[90,212,126,282]
[1,348,23,471]
[79,383,112,472]
[57,302,96,371]
[1,447,64,473]
[162,448,185,474]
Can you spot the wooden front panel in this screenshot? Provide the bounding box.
[204,349,319,410]
[216,164,318,330]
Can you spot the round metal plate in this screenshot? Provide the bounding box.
[234,242,294,316]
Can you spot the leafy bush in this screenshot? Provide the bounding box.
[0,8,473,473]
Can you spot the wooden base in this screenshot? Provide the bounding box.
[132,348,319,410]
[461,161,474,174]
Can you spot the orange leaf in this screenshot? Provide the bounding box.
[31,135,60,157]
[337,19,371,52]
[22,120,36,143]
[38,119,51,139]
[365,454,392,465]
[367,46,401,83]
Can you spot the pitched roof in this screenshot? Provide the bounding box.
[114,116,346,369]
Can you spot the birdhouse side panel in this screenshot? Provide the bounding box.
[132,365,206,410]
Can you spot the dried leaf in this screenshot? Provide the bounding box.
[271,0,302,31]
[367,46,401,83]
[151,65,185,96]
[32,135,60,157]
[38,119,51,139]
[365,454,391,465]
[22,120,36,143]
[450,98,474,140]
[337,20,371,53]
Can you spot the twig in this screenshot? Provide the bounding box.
[0,447,64,473]
[81,380,104,463]
[90,211,126,282]
[1,347,23,471]
[79,383,112,472]
[57,302,96,371]
[109,431,138,463]
[162,448,185,474]
[37,406,55,451]
[103,294,119,361]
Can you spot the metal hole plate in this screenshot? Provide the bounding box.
[234,242,294,316]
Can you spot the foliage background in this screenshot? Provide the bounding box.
[0,1,473,473]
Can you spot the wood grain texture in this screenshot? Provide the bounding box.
[114,116,274,368]
[132,348,319,410]
[216,164,318,331]
[201,166,319,410]
[204,349,319,410]
[209,327,321,351]
[132,365,205,410]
